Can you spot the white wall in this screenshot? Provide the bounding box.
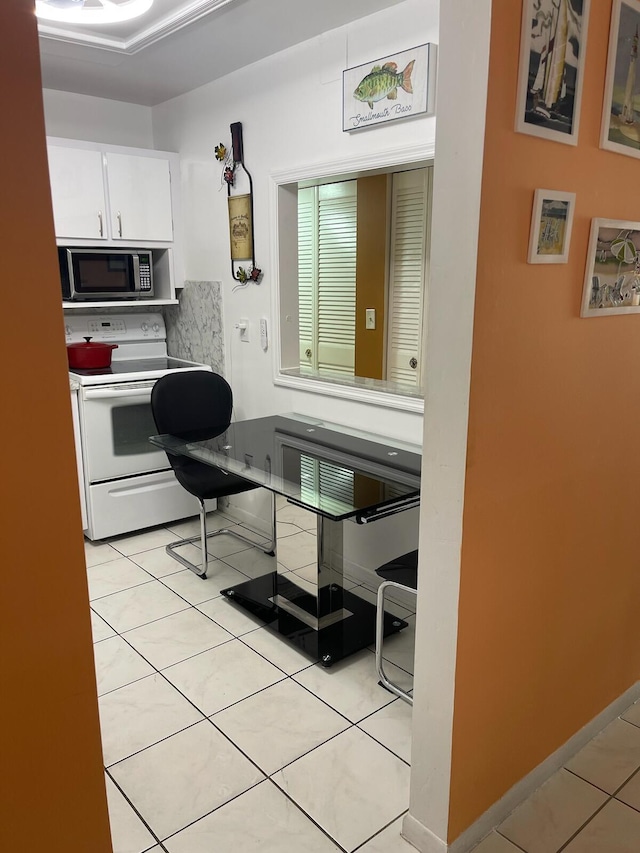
[151,0,438,445]
[42,89,154,148]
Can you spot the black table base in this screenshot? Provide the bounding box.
[220,571,407,667]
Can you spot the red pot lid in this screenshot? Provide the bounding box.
[67,337,118,350]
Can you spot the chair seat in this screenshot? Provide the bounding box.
[173,457,258,501]
[375,549,418,589]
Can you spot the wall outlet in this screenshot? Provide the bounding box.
[365,308,376,330]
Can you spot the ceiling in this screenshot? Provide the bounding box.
[37,0,406,106]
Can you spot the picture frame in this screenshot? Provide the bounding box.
[527,188,576,264]
[580,218,640,317]
[342,43,436,132]
[600,0,640,159]
[515,0,591,146]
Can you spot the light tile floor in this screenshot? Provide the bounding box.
[473,707,640,853]
[86,508,415,853]
[86,510,640,853]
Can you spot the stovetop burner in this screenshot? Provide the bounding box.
[70,357,203,377]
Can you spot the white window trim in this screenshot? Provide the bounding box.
[269,142,435,414]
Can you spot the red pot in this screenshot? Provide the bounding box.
[67,337,118,369]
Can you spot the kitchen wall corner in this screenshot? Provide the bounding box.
[165,280,224,372]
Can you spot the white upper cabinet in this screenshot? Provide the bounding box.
[105,153,173,242]
[48,146,107,240]
[47,138,178,246]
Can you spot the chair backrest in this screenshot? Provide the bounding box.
[151,370,233,441]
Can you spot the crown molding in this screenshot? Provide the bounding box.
[37,0,236,54]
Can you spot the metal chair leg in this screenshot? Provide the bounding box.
[165,492,277,579]
[376,580,415,705]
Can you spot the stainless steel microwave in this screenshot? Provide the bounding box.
[59,248,154,300]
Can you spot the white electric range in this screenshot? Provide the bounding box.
[66,313,212,540]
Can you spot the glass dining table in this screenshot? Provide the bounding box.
[150,413,421,666]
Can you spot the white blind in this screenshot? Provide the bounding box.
[300,455,355,517]
[298,182,356,376]
[298,187,315,364]
[386,168,430,386]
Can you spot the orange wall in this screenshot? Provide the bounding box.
[448,0,640,840]
[355,175,387,380]
[0,3,112,851]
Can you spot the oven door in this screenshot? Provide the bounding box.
[81,381,167,483]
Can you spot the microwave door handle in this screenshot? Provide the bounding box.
[66,248,76,298]
[132,254,141,292]
[84,387,153,400]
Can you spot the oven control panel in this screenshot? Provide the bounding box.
[64,313,166,343]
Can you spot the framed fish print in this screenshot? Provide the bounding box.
[527,188,576,263]
[600,0,640,159]
[515,0,591,146]
[580,218,640,317]
[342,43,436,131]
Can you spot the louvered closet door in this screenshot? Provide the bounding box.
[298,182,357,376]
[386,168,431,386]
[298,187,316,367]
[317,182,356,376]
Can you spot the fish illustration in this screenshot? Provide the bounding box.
[353,60,415,109]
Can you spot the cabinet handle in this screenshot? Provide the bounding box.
[117,211,122,237]
[98,211,103,237]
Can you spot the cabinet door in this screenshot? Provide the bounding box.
[106,153,174,242]
[48,146,107,240]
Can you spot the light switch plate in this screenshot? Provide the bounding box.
[365,308,376,330]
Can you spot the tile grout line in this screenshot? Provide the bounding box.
[155,776,267,846]
[611,764,640,814]
[105,766,168,850]
[263,776,351,853]
[354,721,411,768]
[538,754,640,853]
[350,810,409,852]
[493,829,528,852]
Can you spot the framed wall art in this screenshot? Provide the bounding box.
[342,43,437,132]
[515,0,591,146]
[527,188,576,263]
[580,218,640,317]
[600,0,640,159]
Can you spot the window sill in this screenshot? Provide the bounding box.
[275,369,424,413]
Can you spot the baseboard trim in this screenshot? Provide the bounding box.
[406,680,640,853]
[402,813,447,853]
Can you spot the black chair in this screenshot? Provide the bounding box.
[375,550,418,705]
[151,370,275,579]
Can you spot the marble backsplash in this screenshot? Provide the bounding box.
[164,280,224,372]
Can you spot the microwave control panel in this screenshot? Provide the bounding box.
[139,254,152,292]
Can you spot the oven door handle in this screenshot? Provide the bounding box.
[84,386,154,400]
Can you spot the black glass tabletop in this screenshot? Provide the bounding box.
[150,414,421,522]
